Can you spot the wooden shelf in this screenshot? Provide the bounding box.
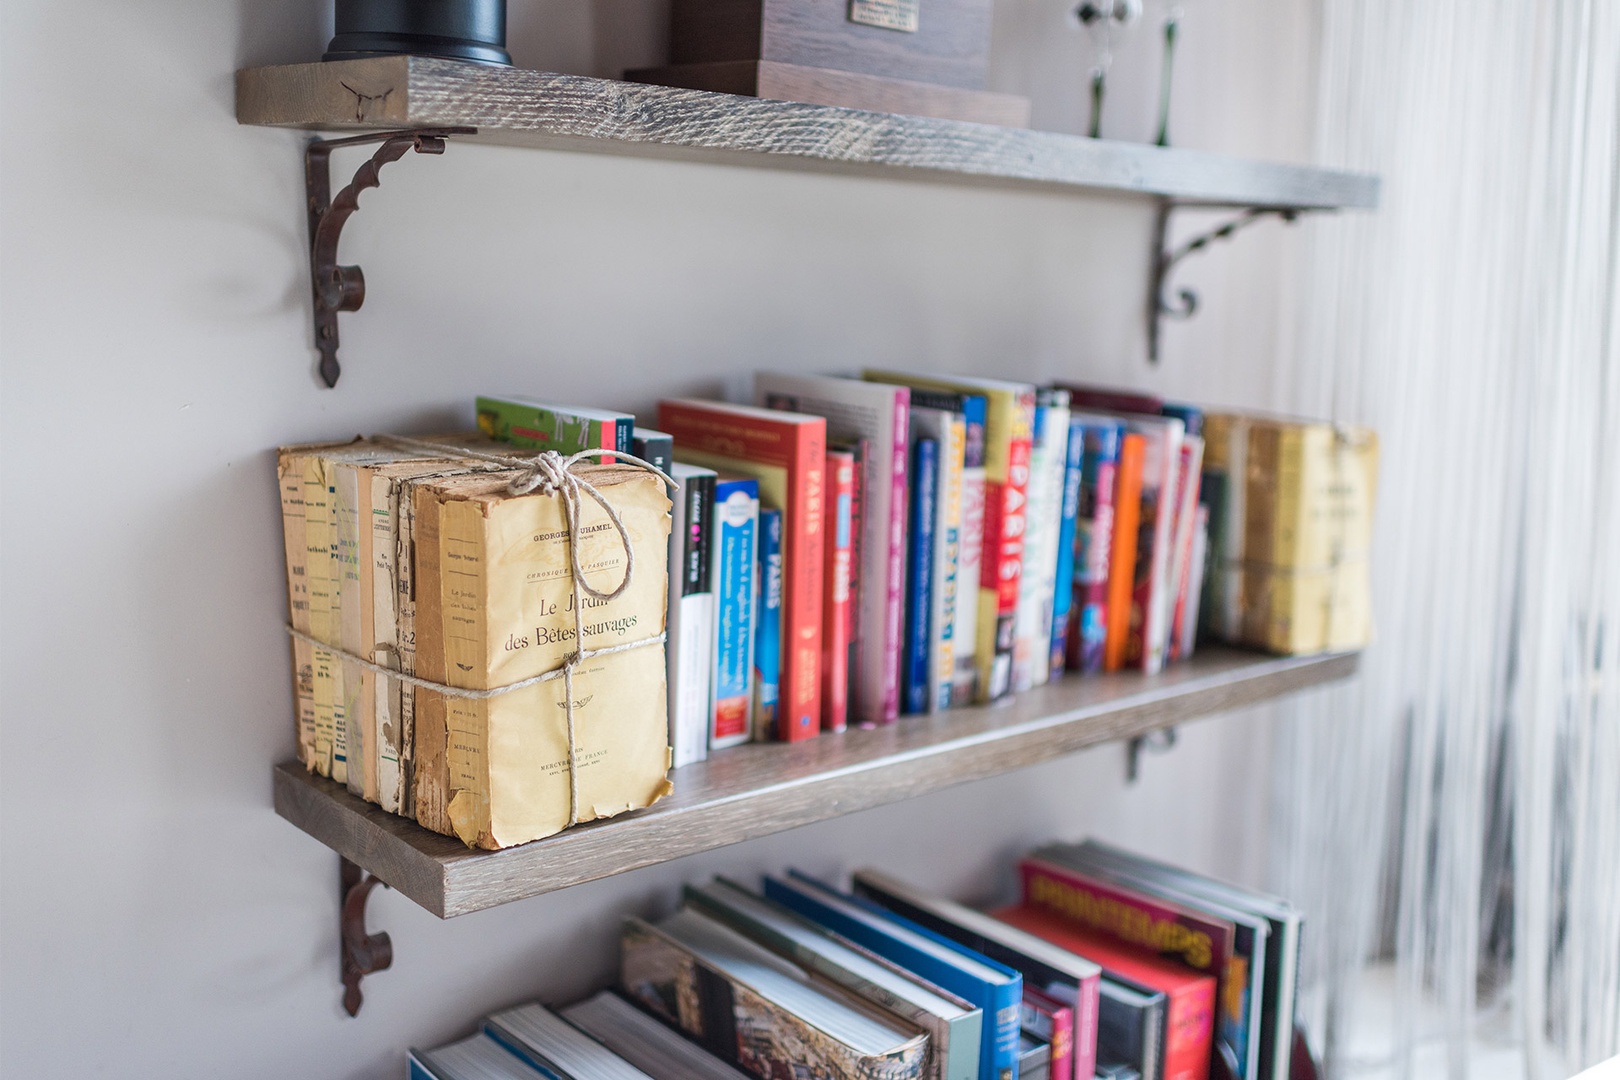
[236,57,1379,211]
[274,647,1357,918]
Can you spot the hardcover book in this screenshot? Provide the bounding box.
[669,463,719,768]
[1066,419,1122,675]
[903,437,938,715]
[1012,388,1070,692]
[712,474,760,750]
[660,399,827,741]
[1047,415,1086,680]
[866,371,1035,703]
[563,991,756,1080]
[765,871,1024,1080]
[486,1002,655,1080]
[409,1032,552,1080]
[822,449,856,733]
[994,904,1215,1080]
[755,373,910,726]
[621,910,930,1080]
[908,404,967,712]
[1104,435,1146,673]
[687,878,983,1080]
[851,867,1102,1080]
[753,509,784,740]
[476,394,633,459]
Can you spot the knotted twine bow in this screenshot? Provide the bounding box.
[286,436,676,832]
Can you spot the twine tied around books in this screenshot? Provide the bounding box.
[287,436,676,834]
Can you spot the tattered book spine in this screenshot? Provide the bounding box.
[277,450,318,771]
[416,466,675,849]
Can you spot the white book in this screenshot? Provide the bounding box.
[1165,434,1205,660]
[563,991,754,1080]
[1012,391,1070,691]
[755,372,910,725]
[1180,504,1211,658]
[669,463,718,769]
[486,1003,655,1080]
[909,406,965,711]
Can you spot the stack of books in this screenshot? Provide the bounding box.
[274,387,1376,846]
[407,842,1307,1080]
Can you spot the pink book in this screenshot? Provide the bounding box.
[756,373,910,725]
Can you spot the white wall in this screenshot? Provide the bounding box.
[0,2,1321,1076]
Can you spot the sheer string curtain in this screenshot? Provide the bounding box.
[1268,0,1618,1077]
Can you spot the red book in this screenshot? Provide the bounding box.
[659,399,826,741]
[822,448,856,733]
[995,903,1216,1080]
[1055,383,1167,417]
[1105,434,1145,672]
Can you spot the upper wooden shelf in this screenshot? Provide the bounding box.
[274,647,1358,919]
[236,57,1380,211]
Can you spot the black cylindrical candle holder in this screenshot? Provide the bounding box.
[324,0,511,65]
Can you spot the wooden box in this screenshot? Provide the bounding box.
[628,0,1030,127]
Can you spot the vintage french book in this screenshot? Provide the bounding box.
[668,463,718,768]
[994,904,1215,1080]
[620,910,930,1080]
[1239,418,1378,654]
[712,474,760,750]
[908,404,966,712]
[410,461,673,848]
[1013,388,1070,692]
[756,373,910,727]
[866,372,1035,703]
[659,399,826,742]
[1104,435,1146,673]
[686,879,983,1080]
[475,394,632,459]
[851,867,1103,1080]
[822,449,855,733]
[277,445,326,774]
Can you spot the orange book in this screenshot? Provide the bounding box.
[995,903,1215,1080]
[1104,433,1146,672]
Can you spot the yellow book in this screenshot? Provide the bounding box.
[415,463,674,849]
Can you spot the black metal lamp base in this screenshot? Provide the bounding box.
[324,0,511,65]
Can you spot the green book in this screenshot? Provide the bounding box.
[475,394,633,458]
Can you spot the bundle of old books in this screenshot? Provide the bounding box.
[275,433,674,849]
[406,844,1307,1080]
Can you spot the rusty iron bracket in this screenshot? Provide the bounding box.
[1125,725,1178,782]
[340,856,393,1017]
[1148,202,1307,363]
[305,128,475,387]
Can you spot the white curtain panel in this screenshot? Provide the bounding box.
[1269,0,1619,1077]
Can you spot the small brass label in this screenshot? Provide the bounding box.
[849,0,920,32]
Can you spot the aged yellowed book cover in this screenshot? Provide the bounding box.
[413,463,674,849]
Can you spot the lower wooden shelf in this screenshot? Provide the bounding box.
[274,647,1358,918]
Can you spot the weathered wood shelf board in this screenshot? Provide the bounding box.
[237,57,1380,211]
[274,647,1358,919]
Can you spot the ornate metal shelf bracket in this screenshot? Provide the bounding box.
[1148,202,1309,362]
[340,856,393,1017]
[305,127,475,387]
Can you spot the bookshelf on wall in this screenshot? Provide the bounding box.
[239,55,1376,990]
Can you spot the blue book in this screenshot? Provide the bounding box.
[1048,417,1087,676]
[1071,419,1125,674]
[903,438,937,715]
[764,872,1023,1080]
[712,476,760,750]
[752,508,783,741]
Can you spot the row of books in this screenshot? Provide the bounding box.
[477,378,1378,768]
[409,840,1306,1080]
